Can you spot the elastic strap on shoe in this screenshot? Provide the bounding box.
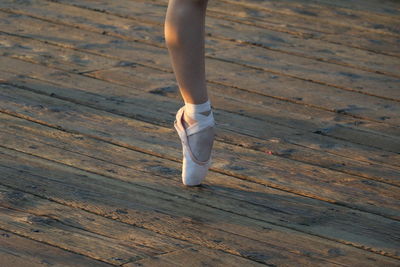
[185,112,215,136]
[183,100,215,136]
[184,100,212,121]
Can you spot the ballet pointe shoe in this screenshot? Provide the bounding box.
[174,106,215,186]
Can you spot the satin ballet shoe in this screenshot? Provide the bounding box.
[174,106,215,186]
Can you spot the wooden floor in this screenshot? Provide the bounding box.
[0,0,399,266]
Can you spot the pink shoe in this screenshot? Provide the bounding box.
[174,106,215,186]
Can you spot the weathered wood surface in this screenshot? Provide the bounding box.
[1,148,399,266]
[1,0,399,266]
[2,84,400,220]
[1,112,400,257]
[1,8,399,142]
[1,2,399,102]
[0,229,114,267]
[0,62,399,191]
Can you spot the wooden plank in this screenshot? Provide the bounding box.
[2,33,400,136]
[0,229,115,267]
[88,65,400,151]
[1,85,399,221]
[53,0,400,59]
[0,205,159,265]
[46,0,398,79]
[1,13,398,134]
[2,56,400,182]
[212,0,400,25]
[124,247,264,267]
[0,194,262,266]
[0,0,396,266]
[0,187,191,255]
[1,112,400,259]
[1,2,399,101]
[283,0,400,16]
[0,186,269,267]
[208,2,400,58]
[220,0,400,36]
[0,34,117,73]
[2,27,400,140]
[0,151,335,266]
[1,10,399,130]
[1,147,398,266]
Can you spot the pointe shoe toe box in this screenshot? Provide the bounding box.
[174,106,214,186]
[181,146,212,186]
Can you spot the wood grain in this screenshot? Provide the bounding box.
[1,84,399,220]
[1,148,398,266]
[0,229,115,267]
[1,56,399,180]
[1,112,399,259]
[1,0,399,265]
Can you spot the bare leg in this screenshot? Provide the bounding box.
[164,0,209,105]
[165,0,214,162]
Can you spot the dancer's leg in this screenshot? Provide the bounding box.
[164,0,209,106]
[165,0,215,163]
